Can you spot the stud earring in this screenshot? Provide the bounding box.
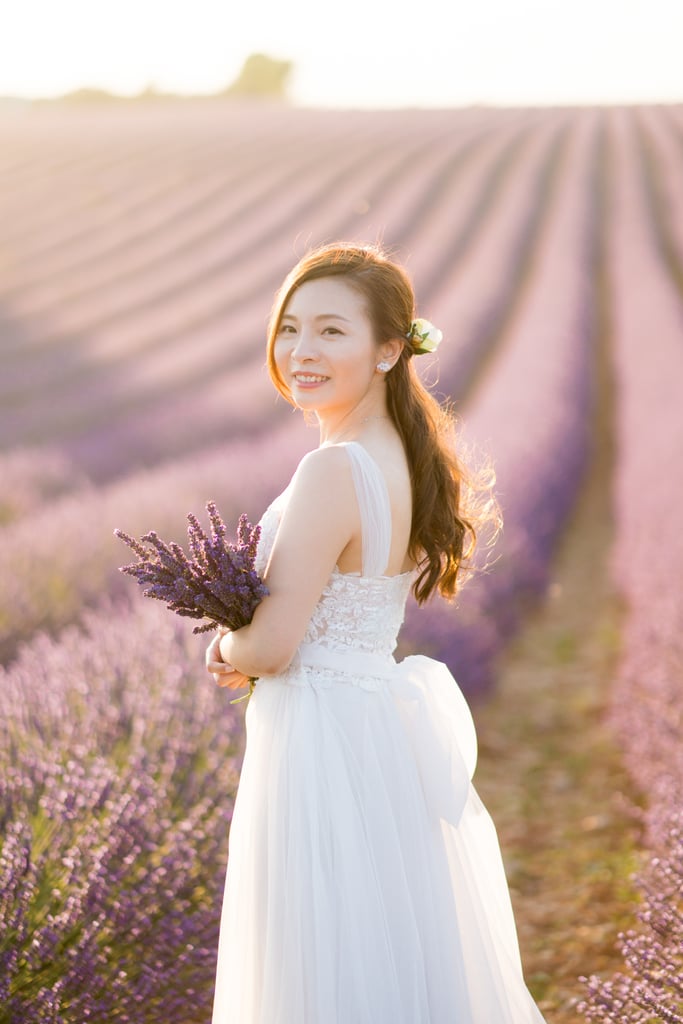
[376,361,391,372]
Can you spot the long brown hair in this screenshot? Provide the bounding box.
[266,243,501,604]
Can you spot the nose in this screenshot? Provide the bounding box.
[290,327,320,363]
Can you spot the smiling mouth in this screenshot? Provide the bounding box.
[292,374,329,384]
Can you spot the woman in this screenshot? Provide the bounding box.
[206,243,547,1022]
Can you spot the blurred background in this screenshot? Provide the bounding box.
[0,3,681,1022]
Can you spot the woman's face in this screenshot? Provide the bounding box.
[274,276,381,416]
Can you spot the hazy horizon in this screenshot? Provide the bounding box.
[1,0,681,109]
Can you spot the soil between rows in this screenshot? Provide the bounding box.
[470,272,643,1020]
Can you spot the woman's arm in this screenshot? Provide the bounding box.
[219,446,359,677]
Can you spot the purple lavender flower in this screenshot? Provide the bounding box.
[115,504,268,635]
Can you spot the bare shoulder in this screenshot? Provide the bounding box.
[291,444,355,501]
[267,444,359,579]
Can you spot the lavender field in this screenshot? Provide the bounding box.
[1,101,682,1021]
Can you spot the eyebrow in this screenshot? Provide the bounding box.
[281,313,352,322]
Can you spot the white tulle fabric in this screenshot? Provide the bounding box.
[212,441,546,1024]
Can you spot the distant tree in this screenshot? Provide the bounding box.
[33,54,293,106]
[224,53,292,99]
[59,87,122,103]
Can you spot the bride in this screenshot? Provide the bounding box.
[206,243,547,1022]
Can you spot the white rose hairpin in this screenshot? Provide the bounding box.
[407,318,443,355]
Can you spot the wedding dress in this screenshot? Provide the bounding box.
[211,441,547,1023]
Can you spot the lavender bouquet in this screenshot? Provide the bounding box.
[115,502,268,700]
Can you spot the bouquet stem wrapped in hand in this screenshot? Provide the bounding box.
[115,502,268,702]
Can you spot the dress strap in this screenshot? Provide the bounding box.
[342,442,392,577]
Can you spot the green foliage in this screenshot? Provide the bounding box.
[225,53,292,98]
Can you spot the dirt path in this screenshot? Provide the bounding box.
[470,263,644,1021]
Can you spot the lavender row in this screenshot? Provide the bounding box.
[578,110,683,1023]
[0,106,494,280]
[0,110,489,367]
[399,109,602,694]
[0,418,311,663]
[0,599,244,1021]
[418,110,572,403]
[0,105,371,273]
[630,105,683,292]
[0,444,90,524]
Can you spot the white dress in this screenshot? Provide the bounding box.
[211,441,547,1023]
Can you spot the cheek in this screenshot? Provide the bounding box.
[336,341,377,375]
[355,349,381,383]
[334,353,368,387]
[272,338,290,370]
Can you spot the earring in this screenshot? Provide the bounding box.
[376,361,392,372]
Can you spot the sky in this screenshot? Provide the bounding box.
[1,0,681,108]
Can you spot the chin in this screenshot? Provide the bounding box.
[290,385,334,410]
[291,390,324,409]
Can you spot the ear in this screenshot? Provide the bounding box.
[378,337,405,367]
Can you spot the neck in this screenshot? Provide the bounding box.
[318,404,390,446]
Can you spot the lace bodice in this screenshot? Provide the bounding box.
[254,443,415,663]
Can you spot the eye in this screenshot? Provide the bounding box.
[278,323,296,334]
[323,326,342,335]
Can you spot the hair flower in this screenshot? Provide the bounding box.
[407,318,443,354]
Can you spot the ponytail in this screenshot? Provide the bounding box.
[386,356,498,604]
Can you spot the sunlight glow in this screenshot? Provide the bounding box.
[1,0,681,107]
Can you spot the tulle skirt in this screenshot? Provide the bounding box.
[211,649,546,1023]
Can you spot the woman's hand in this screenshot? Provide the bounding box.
[214,667,252,690]
[205,631,252,691]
